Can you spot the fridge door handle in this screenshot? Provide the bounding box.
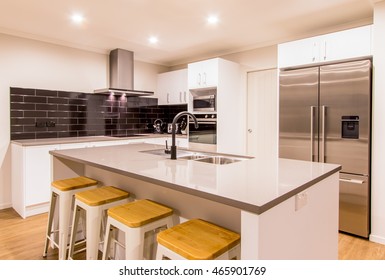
[310,106,315,161]
[339,178,365,184]
[320,105,326,163]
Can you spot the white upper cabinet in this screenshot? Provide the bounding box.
[322,26,372,62]
[278,25,372,68]
[156,69,188,105]
[188,58,219,89]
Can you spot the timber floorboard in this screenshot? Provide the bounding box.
[1,207,385,260]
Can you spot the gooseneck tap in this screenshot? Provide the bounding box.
[170,111,198,159]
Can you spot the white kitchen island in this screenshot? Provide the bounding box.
[50,143,341,260]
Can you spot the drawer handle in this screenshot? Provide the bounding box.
[339,178,365,184]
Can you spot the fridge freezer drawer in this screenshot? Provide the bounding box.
[339,173,370,238]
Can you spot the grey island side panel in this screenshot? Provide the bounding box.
[50,143,341,215]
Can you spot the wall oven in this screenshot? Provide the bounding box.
[188,113,217,152]
[191,88,216,112]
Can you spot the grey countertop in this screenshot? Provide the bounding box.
[50,143,341,215]
[11,134,187,146]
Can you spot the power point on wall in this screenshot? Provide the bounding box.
[46,121,56,127]
[35,121,46,127]
[295,191,308,211]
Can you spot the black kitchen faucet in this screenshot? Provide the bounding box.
[170,111,198,159]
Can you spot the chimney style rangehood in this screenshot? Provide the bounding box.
[94,48,154,96]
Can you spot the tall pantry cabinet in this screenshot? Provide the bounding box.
[188,58,246,155]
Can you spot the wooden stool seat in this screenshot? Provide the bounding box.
[52,176,98,191]
[108,199,173,227]
[75,186,129,206]
[68,186,130,260]
[157,219,241,260]
[102,199,174,260]
[43,176,98,260]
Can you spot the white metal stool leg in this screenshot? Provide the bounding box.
[85,204,104,260]
[43,185,97,259]
[68,204,82,259]
[57,190,73,260]
[102,219,114,260]
[102,215,174,260]
[43,192,57,257]
[68,196,130,260]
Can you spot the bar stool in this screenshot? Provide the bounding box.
[43,176,98,260]
[156,219,241,260]
[102,199,174,260]
[68,186,130,260]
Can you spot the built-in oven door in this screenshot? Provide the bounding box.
[189,114,217,151]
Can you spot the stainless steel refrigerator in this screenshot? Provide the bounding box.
[279,59,372,238]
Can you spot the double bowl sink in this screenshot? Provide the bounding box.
[140,149,252,165]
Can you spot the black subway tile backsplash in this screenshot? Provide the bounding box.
[24,96,47,104]
[36,89,58,97]
[10,87,187,140]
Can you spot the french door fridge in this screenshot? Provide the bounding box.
[279,59,372,238]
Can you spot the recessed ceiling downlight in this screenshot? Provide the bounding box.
[207,15,219,25]
[71,13,85,24]
[148,36,158,44]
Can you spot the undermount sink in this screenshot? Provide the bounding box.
[140,148,192,157]
[195,156,244,165]
[177,153,209,160]
[140,148,252,165]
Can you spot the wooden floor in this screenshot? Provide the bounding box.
[1,207,385,260]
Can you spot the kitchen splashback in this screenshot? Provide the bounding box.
[10,87,186,140]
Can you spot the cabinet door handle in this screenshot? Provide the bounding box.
[310,106,315,162]
[167,93,170,103]
[312,42,317,62]
[197,73,201,85]
[203,72,207,85]
[179,91,182,102]
[184,91,187,103]
[324,41,327,60]
[320,106,326,163]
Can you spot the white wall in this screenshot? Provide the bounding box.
[370,1,385,245]
[222,46,278,70]
[0,33,167,209]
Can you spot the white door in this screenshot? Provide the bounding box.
[247,68,278,158]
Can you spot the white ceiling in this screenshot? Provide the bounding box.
[0,0,375,66]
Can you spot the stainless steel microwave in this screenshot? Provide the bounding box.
[192,94,216,112]
[191,88,217,112]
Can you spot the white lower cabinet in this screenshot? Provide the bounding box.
[12,144,60,218]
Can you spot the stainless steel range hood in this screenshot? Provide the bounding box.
[94,48,154,96]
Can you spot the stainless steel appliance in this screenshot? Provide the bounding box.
[189,113,217,152]
[279,58,372,238]
[153,119,165,134]
[191,88,216,112]
[94,49,153,96]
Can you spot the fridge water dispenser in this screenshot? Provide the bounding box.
[341,116,359,139]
